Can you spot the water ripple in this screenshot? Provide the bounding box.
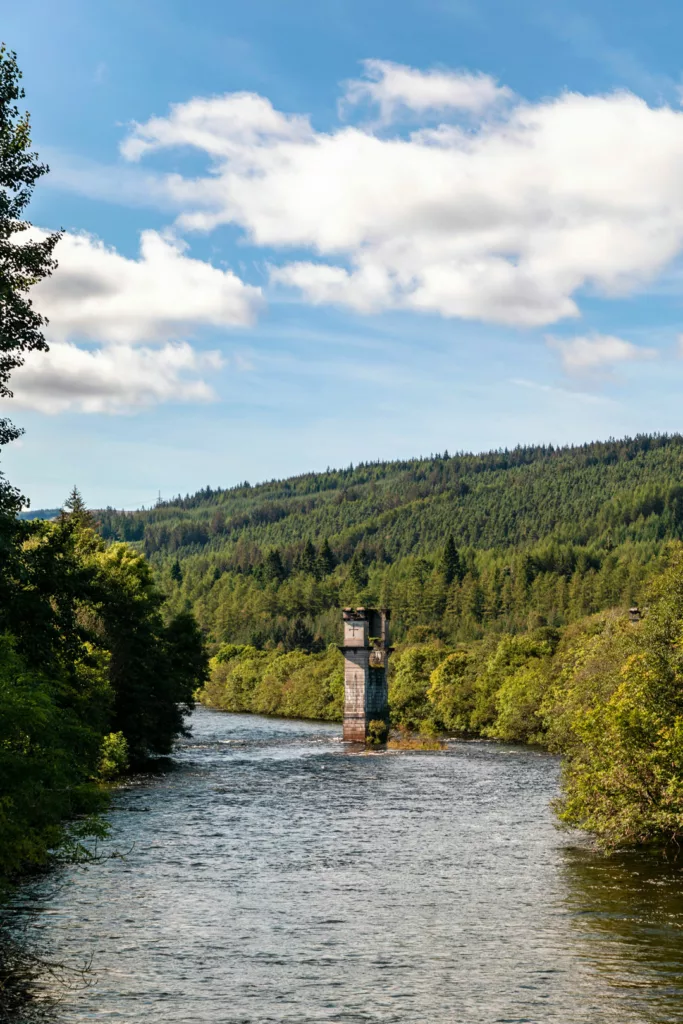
[6,708,683,1023]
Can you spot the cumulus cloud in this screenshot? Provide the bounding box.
[34,229,263,343]
[270,262,391,313]
[121,92,313,163]
[547,333,657,377]
[120,67,683,326]
[342,59,512,121]
[9,341,223,414]
[5,229,262,414]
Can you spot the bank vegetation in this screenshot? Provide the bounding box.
[200,544,683,851]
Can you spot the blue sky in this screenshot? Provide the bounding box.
[4,0,683,508]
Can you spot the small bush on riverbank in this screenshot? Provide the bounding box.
[366,719,389,745]
[387,732,446,751]
[99,732,130,780]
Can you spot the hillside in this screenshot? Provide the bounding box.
[97,434,683,647]
[18,508,61,521]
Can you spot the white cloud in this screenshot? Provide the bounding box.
[269,262,392,313]
[547,333,657,377]
[8,229,262,415]
[8,341,223,414]
[120,69,683,327]
[34,229,263,344]
[121,92,313,163]
[342,59,512,121]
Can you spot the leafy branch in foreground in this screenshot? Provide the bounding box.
[0,43,60,414]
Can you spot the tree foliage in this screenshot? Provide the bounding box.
[97,434,683,652]
[0,50,209,884]
[0,507,209,879]
[0,44,60,406]
[552,551,683,849]
[202,643,343,722]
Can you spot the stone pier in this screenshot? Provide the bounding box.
[340,607,391,742]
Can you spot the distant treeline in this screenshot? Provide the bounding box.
[97,434,683,650]
[17,507,60,521]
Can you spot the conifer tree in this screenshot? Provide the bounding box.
[286,617,314,652]
[317,538,336,577]
[349,550,369,590]
[299,539,318,577]
[263,548,287,584]
[62,485,96,529]
[440,535,462,585]
[171,558,183,584]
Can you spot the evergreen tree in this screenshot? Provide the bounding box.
[441,534,463,585]
[263,548,287,584]
[299,538,318,577]
[286,617,315,652]
[317,538,336,577]
[349,550,369,590]
[171,558,183,584]
[62,485,96,529]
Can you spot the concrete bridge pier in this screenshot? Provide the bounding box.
[340,607,391,743]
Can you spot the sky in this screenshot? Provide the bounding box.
[4,0,683,509]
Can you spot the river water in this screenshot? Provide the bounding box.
[7,707,683,1023]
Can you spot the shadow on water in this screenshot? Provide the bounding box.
[0,932,58,1024]
[561,847,683,1023]
[0,891,91,1024]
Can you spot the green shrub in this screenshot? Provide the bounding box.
[427,650,475,733]
[200,645,343,721]
[389,643,446,731]
[551,553,683,850]
[471,633,554,733]
[366,719,389,745]
[98,732,129,780]
[488,662,549,743]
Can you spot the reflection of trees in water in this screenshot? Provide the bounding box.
[0,892,92,1024]
[562,847,683,1023]
[0,933,61,1023]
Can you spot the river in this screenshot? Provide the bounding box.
[6,706,683,1023]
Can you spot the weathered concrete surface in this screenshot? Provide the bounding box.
[341,608,390,742]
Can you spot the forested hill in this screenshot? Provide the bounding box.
[102,434,683,556]
[97,434,683,647]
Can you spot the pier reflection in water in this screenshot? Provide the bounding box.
[4,707,683,1023]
